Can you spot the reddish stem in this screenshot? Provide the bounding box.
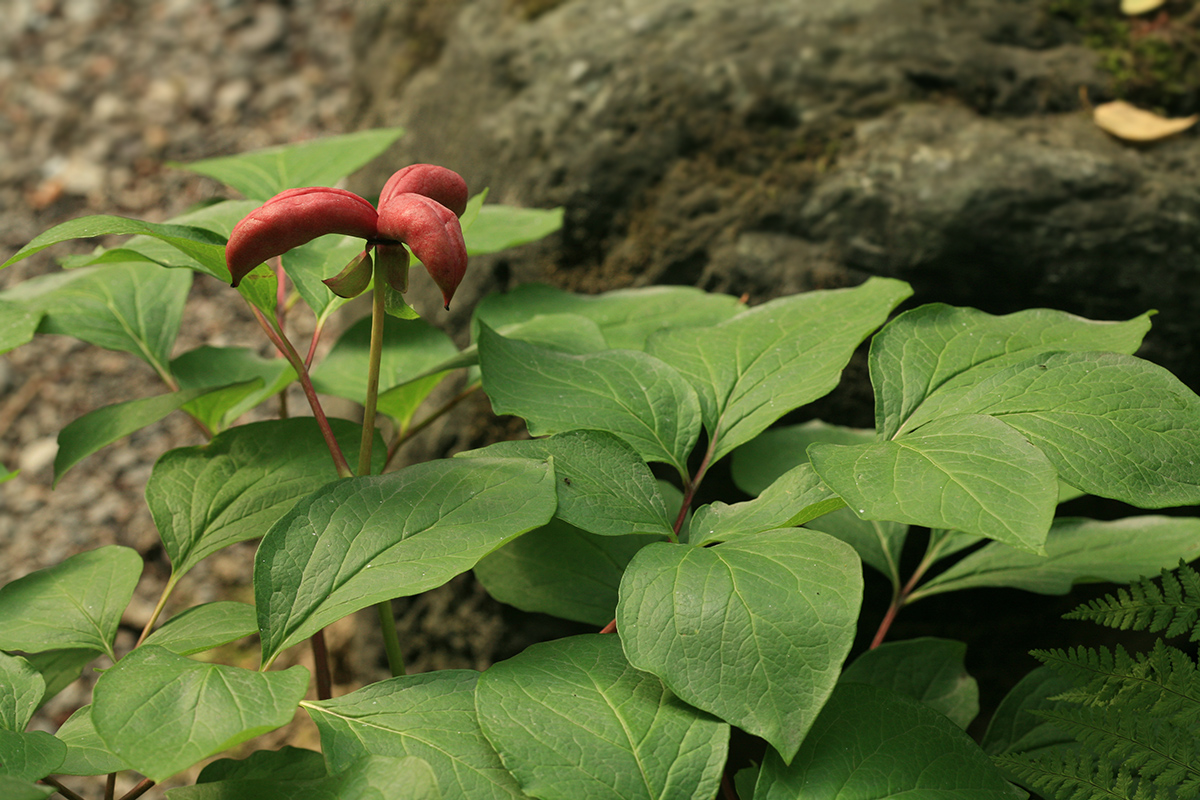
[41,778,86,800]
[312,629,333,700]
[119,779,155,800]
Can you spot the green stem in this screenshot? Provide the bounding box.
[358,260,388,477]
[383,383,480,471]
[376,600,407,677]
[251,305,353,478]
[134,574,178,648]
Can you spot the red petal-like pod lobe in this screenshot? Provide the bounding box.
[225,187,379,286]
[379,165,469,218]
[376,193,468,309]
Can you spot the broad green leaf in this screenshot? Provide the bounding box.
[731,420,875,496]
[147,418,379,582]
[304,670,525,800]
[911,516,1200,600]
[464,205,563,255]
[235,264,279,325]
[476,634,728,800]
[197,745,326,783]
[169,755,441,800]
[840,637,979,729]
[870,304,1153,439]
[256,457,556,665]
[172,346,296,432]
[690,463,843,546]
[0,299,38,354]
[54,704,129,775]
[32,261,192,380]
[473,283,743,351]
[1,215,229,279]
[176,128,405,200]
[280,234,362,320]
[310,315,459,430]
[981,667,1076,757]
[475,519,664,626]
[477,323,702,477]
[0,777,52,799]
[905,351,1200,507]
[0,730,65,782]
[54,385,217,484]
[806,508,909,588]
[459,189,486,232]
[92,646,308,783]
[617,530,862,763]
[0,653,43,732]
[809,414,1058,553]
[755,683,1017,799]
[0,546,141,659]
[459,430,674,538]
[141,602,258,656]
[21,650,96,708]
[646,277,911,462]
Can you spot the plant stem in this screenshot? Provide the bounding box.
[106,771,116,800]
[376,600,407,677]
[671,429,719,543]
[41,777,86,800]
[869,557,931,649]
[357,261,388,477]
[311,629,332,700]
[383,383,480,471]
[119,779,154,800]
[251,305,353,478]
[134,576,177,648]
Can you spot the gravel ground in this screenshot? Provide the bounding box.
[0,1,362,794]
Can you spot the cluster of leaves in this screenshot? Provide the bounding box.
[3,129,1200,800]
[990,562,1200,799]
[1047,0,1200,116]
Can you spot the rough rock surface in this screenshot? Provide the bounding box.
[351,0,1200,387]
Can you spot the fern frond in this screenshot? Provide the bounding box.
[996,750,1157,800]
[1066,561,1200,641]
[1032,642,1200,726]
[1033,704,1200,798]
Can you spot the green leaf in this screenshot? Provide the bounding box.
[310,315,459,430]
[475,519,664,626]
[0,653,43,732]
[911,516,1200,600]
[459,430,675,538]
[690,463,843,546]
[92,646,308,783]
[464,205,563,255]
[840,637,979,729]
[0,299,39,354]
[0,730,65,782]
[1,215,229,279]
[477,323,702,477]
[147,418,379,583]
[806,508,909,589]
[168,755,442,800]
[646,277,911,462]
[473,283,743,351]
[172,346,296,433]
[54,704,129,776]
[256,457,556,665]
[20,650,96,708]
[981,667,1077,757]
[870,304,1154,439]
[617,530,862,763]
[304,670,525,800]
[731,420,875,496]
[755,683,1017,799]
[141,602,258,656]
[0,546,142,659]
[905,351,1200,507]
[176,128,406,200]
[809,414,1058,553]
[476,634,729,800]
[0,776,53,799]
[235,264,280,325]
[197,746,326,784]
[54,385,224,485]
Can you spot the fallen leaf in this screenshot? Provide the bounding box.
[1121,0,1165,13]
[1093,100,1198,142]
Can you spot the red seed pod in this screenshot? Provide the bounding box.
[225,187,379,286]
[379,165,469,218]
[376,193,468,309]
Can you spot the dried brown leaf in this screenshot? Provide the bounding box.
[1093,100,1198,142]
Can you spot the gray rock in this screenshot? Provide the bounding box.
[350,0,1200,386]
